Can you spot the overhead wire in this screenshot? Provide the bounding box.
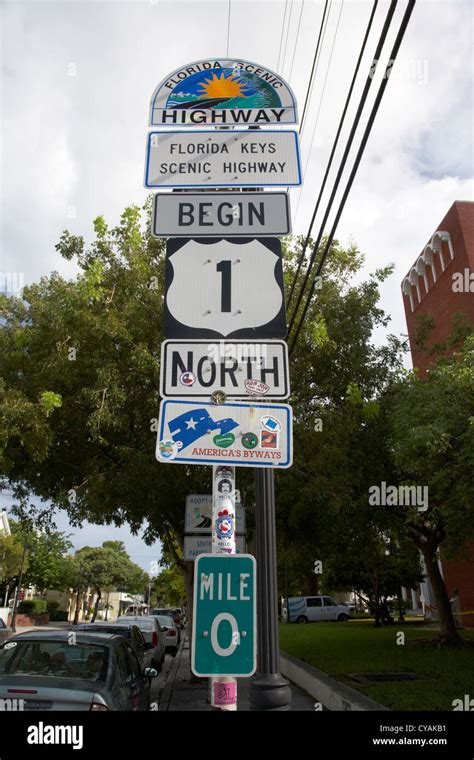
[226,0,232,56]
[292,0,344,229]
[276,0,289,72]
[287,0,378,311]
[288,0,306,83]
[298,0,330,136]
[287,0,398,337]
[288,0,417,355]
[281,0,295,76]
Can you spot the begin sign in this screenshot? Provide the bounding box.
[152,192,291,238]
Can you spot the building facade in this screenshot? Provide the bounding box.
[401,200,474,627]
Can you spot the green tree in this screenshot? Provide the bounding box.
[153,564,186,607]
[387,333,474,645]
[9,521,74,595]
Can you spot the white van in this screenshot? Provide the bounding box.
[282,596,351,623]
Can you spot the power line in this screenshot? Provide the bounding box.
[292,0,344,229]
[287,0,378,312]
[298,0,329,136]
[287,0,397,337]
[281,0,295,75]
[288,0,306,83]
[289,0,417,355]
[276,0,289,72]
[226,0,232,56]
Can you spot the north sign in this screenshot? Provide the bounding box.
[151,192,291,238]
[149,58,297,127]
[144,130,302,188]
[185,494,246,535]
[163,238,286,339]
[191,554,256,677]
[160,340,290,399]
[156,399,293,468]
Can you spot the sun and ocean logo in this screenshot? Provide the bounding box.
[149,59,298,126]
[166,68,281,112]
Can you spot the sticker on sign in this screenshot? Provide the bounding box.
[185,494,246,535]
[160,340,290,399]
[152,192,291,238]
[144,130,302,188]
[156,399,292,468]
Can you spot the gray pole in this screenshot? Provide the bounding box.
[249,468,291,710]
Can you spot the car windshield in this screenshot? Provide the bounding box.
[78,626,131,639]
[119,618,154,632]
[0,640,109,681]
[156,615,174,627]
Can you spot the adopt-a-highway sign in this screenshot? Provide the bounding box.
[192,553,256,677]
[156,399,292,468]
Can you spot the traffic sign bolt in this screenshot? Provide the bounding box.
[241,631,247,638]
[203,631,209,637]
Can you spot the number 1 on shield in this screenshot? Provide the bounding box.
[216,260,232,312]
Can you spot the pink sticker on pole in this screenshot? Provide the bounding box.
[213,681,237,706]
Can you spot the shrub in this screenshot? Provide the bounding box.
[18,599,48,615]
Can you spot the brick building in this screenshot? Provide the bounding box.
[401,200,474,627]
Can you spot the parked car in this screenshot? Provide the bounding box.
[282,596,352,623]
[117,616,165,671]
[152,608,183,631]
[153,615,179,656]
[0,631,157,710]
[72,623,149,669]
[0,618,12,645]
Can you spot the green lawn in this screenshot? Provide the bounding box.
[279,621,474,711]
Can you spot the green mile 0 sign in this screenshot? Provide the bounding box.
[191,554,256,677]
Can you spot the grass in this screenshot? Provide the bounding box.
[279,620,474,711]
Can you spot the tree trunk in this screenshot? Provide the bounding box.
[91,590,101,623]
[420,542,463,645]
[373,568,381,627]
[73,590,82,624]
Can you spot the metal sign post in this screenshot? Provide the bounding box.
[211,464,237,710]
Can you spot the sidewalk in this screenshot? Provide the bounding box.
[160,638,316,711]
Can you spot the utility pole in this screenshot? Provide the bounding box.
[249,469,291,710]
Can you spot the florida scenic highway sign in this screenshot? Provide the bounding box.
[160,340,290,399]
[192,554,256,677]
[149,58,297,127]
[151,192,291,238]
[163,238,286,339]
[144,130,301,188]
[156,399,293,468]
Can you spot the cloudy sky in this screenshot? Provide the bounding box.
[1,0,473,565]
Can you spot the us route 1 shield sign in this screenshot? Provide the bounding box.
[144,130,301,188]
[152,192,291,238]
[192,554,256,677]
[160,340,290,399]
[149,58,297,127]
[163,238,286,339]
[156,399,292,468]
